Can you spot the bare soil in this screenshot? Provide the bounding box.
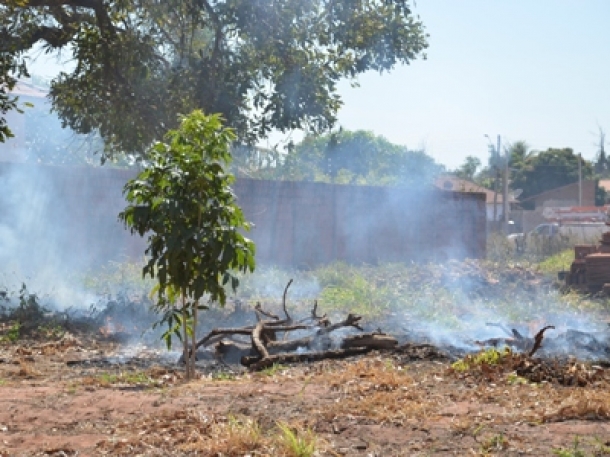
[1,333,609,456]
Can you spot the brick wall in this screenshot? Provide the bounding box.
[0,163,487,269]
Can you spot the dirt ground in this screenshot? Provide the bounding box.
[1,333,609,457]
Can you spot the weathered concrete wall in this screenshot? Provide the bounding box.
[0,163,486,269]
[235,179,486,266]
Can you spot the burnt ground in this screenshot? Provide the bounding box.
[0,333,609,456]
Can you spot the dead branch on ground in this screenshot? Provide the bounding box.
[191,280,397,370]
[528,325,555,357]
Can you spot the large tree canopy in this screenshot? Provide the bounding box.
[270,129,443,185]
[510,147,593,205]
[0,47,28,143]
[1,0,428,159]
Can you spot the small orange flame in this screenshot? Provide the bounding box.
[98,316,128,336]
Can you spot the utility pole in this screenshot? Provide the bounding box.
[578,153,582,206]
[486,134,506,232]
[501,134,509,232]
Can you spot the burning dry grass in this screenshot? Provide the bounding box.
[2,259,610,455]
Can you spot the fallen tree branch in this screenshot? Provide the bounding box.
[190,282,371,369]
[317,313,363,334]
[254,302,279,321]
[214,340,253,365]
[485,322,513,338]
[252,321,270,359]
[528,325,556,357]
[512,328,526,340]
[310,300,329,326]
[281,279,293,323]
[194,327,254,350]
[341,332,397,350]
[243,347,373,371]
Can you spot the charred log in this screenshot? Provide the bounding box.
[341,333,397,350]
[242,347,373,371]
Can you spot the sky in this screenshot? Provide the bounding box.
[335,0,610,169]
[26,1,610,171]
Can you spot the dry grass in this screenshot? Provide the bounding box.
[92,357,610,456]
[2,333,610,456]
[97,410,330,456]
[543,390,610,423]
[16,359,41,378]
[310,358,434,425]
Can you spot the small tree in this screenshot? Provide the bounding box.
[453,155,481,182]
[119,110,256,379]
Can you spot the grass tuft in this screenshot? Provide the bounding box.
[275,422,318,457]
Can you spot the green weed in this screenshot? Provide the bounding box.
[259,363,287,377]
[97,371,154,386]
[506,372,529,385]
[553,436,610,457]
[451,347,511,373]
[538,249,574,275]
[211,371,238,381]
[65,383,78,394]
[553,437,587,457]
[480,433,509,453]
[316,263,396,318]
[37,322,65,339]
[0,321,21,343]
[225,415,263,449]
[275,422,318,457]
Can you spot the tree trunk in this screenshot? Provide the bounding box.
[190,301,198,379]
[182,294,191,380]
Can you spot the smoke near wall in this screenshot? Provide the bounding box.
[0,163,140,310]
[1,161,604,360]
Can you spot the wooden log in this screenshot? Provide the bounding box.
[341,333,397,350]
[244,347,372,371]
[252,321,270,359]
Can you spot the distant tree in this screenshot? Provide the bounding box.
[511,147,593,207]
[453,155,481,182]
[471,144,501,190]
[506,140,534,195]
[273,129,443,185]
[508,141,534,167]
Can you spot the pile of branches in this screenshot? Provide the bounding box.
[478,322,610,360]
[193,280,397,371]
[452,350,609,387]
[454,326,609,387]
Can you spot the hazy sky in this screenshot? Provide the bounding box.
[27,1,610,170]
[336,1,610,169]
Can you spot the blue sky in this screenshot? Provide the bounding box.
[335,1,610,169]
[27,1,610,170]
